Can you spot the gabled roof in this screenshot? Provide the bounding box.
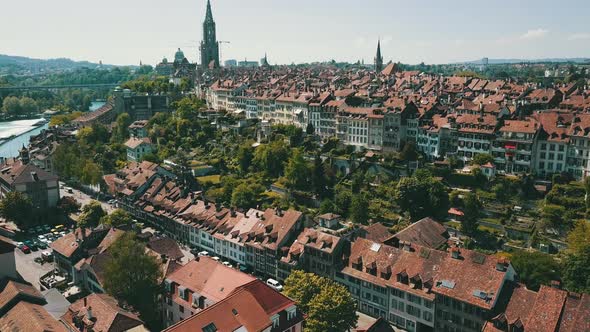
[0,301,67,332]
[385,217,448,249]
[0,280,45,313]
[0,160,58,186]
[163,280,297,332]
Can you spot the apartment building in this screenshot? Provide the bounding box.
[494,118,537,174]
[334,238,515,332]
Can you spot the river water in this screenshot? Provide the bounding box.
[0,119,49,159]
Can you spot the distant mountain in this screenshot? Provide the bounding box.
[457,58,590,65]
[0,54,118,75]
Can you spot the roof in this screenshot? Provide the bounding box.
[385,217,448,249]
[0,301,67,332]
[61,293,144,332]
[0,235,15,254]
[50,228,92,258]
[0,160,58,186]
[163,280,298,332]
[166,257,255,303]
[361,223,392,243]
[147,237,184,261]
[124,137,152,149]
[0,280,45,313]
[344,238,510,310]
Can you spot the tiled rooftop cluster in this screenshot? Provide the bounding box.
[201,66,590,178]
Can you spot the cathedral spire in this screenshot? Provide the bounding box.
[375,39,383,73]
[205,0,213,22]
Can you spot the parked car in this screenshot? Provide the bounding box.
[266,278,283,292]
[222,261,232,268]
[212,256,220,261]
[198,251,209,257]
[20,245,31,254]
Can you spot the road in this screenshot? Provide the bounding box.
[59,182,115,213]
[15,248,55,289]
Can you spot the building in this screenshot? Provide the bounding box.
[224,59,237,67]
[200,0,220,69]
[50,227,110,278]
[375,40,383,73]
[61,293,148,332]
[0,157,59,209]
[482,283,590,332]
[163,279,303,332]
[113,88,170,121]
[0,236,17,281]
[129,120,149,138]
[162,256,256,327]
[334,238,515,332]
[124,137,153,162]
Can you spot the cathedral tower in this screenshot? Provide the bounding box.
[200,0,220,69]
[374,40,383,73]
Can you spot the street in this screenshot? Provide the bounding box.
[59,182,115,213]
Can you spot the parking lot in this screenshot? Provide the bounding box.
[59,182,115,213]
[15,246,55,289]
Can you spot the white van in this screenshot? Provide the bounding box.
[266,278,283,292]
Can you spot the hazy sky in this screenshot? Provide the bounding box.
[2,0,589,66]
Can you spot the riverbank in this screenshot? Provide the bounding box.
[0,119,49,158]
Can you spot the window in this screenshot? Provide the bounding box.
[407,294,422,305]
[423,311,433,322]
[179,304,184,313]
[202,323,217,332]
[406,304,421,318]
[391,288,405,299]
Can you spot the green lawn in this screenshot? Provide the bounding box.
[197,175,221,184]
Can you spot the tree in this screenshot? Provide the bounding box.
[462,192,481,235]
[101,209,133,227]
[283,271,357,332]
[563,245,590,293]
[510,250,561,291]
[306,122,315,135]
[77,201,106,228]
[231,181,265,209]
[284,148,310,190]
[236,143,254,174]
[112,113,132,143]
[319,199,335,214]
[103,233,162,329]
[2,96,22,116]
[0,192,33,228]
[80,160,102,185]
[400,141,418,161]
[567,220,590,254]
[394,174,449,221]
[471,153,494,166]
[57,196,81,215]
[253,140,289,177]
[334,189,352,216]
[350,193,369,224]
[311,154,327,197]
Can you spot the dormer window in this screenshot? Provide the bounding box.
[397,270,408,284]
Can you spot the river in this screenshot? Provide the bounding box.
[0,119,49,159]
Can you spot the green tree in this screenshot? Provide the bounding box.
[350,193,369,224]
[319,199,335,214]
[400,141,418,161]
[2,96,21,116]
[510,250,560,291]
[394,174,449,221]
[0,192,34,228]
[57,196,81,215]
[112,113,132,143]
[471,153,494,166]
[334,189,352,216]
[567,220,590,254]
[461,192,481,235]
[311,154,327,197]
[283,271,357,332]
[101,209,133,227]
[253,140,289,177]
[284,148,310,190]
[231,181,265,209]
[563,245,590,293]
[103,233,162,329]
[78,201,106,228]
[236,143,254,174]
[306,122,315,135]
[80,160,102,185]
[19,97,38,115]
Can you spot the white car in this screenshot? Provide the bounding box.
[266,278,283,292]
[197,251,209,257]
[222,261,232,268]
[212,256,220,261]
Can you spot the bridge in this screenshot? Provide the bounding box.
[0,83,121,92]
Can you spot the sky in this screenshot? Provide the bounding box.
[2,0,589,66]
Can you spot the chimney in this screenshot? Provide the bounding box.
[83,297,87,307]
[402,241,412,252]
[87,306,94,321]
[495,258,508,272]
[450,247,460,259]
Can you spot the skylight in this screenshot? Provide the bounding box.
[370,243,381,252]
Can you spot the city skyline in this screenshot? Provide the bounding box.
[2,0,590,66]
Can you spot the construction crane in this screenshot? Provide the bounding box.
[218,41,230,65]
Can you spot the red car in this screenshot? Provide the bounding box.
[20,245,31,254]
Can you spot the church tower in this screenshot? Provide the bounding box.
[374,40,383,73]
[200,0,220,69]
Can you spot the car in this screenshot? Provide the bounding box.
[55,225,65,230]
[212,256,220,261]
[59,231,67,237]
[197,251,209,257]
[42,225,51,232]
[266,278,283,292]
[36,241,48,249]
[222,261,232,268]
[20,245,31,254]
[38,234,46,241]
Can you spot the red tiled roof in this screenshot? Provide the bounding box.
[0,301,67,332]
